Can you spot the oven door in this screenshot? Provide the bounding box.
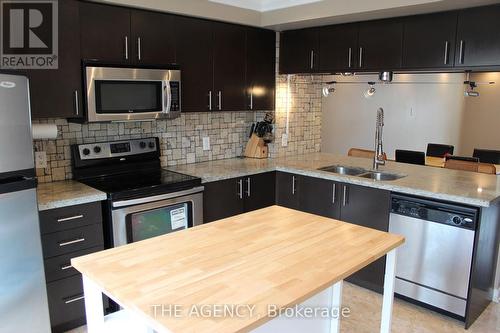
[111,187,203,247]
[85,65,180,122]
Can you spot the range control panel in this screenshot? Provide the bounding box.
[78,138,157,160]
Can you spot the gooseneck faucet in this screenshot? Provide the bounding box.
[373,107,386,170]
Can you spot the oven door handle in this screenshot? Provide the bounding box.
[112,186,204,208]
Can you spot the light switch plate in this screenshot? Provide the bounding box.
[35,151,47,168]
[281,133,288,147]
[203,137,210,151]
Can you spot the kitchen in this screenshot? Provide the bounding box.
[1,0,500,332]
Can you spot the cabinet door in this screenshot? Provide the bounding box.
[80,2,131,63]
[319,24,359,72]
[299,176,340,219]
[203,178,244,223]
[358,19,403,70]
[246,28,276,111]
[131,10,176,65]
[174,16,213,112]
[276,172,300,210]
[213,22,247,111]
[340,184,390,292]
[29,0,82,119]
[403,12,457,69]
[244,172,276,212]
[279,28,319,74]
[455,5,500,68]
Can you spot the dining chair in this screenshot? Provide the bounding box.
[348,148,387,160]
[473,149,500,164]
[444,159,496,174]
[426,143,454,158]
[395,150,426,165]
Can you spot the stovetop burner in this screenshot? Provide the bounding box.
[71,138,201,201]
[79,168,201,200]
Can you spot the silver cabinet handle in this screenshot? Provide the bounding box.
[444,41,449,65]
[64,295,84,304]
[208,91,212,110]
[217,91,222,110]
[292,176,296,195]
[237,179,243,199]
[249,92,253,110]
[459,40,464,64]
[124,36,129,60]
[59,238,85,247]
[310,50,314,70]
[137,37,142,61]
[61,264,73,271]
[332,183,336,204]
[348,48,352,68]
[342,185,348,207]
[73,90,79,116]
[359,47,363,68]
[57,215,83,223]
[245,177,251,197]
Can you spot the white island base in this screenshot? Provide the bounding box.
[83,249,397,333]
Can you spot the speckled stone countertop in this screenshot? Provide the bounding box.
[37,180,107,211]
[169,153,500,208]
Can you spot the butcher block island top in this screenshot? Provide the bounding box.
[72,206,404,333]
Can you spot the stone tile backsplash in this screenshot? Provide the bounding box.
[33,34,323,183]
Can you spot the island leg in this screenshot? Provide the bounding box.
[330,281,343,333]
[82,275,105,333]
[380,249,397,333]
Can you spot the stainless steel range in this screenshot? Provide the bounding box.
[71,137,203,248]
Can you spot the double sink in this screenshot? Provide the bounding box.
[318,165,406,181]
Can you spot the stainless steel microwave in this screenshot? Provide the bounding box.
[84,64,181,122]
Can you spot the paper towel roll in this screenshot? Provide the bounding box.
[32,124,58,140]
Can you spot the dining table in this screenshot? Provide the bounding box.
[425,156,500,174]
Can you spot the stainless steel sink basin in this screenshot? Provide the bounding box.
[359,171,406,181]
[318,165,368,176]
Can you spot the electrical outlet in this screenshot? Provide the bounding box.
[281,133,288,147]
[35,151,47,168]
[410,107,416,118]
[202,137,210,151]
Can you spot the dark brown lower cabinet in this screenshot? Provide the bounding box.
[39,202,105,332]
[275,172,300,210]
[299,176,340,219]
[339,183,391,292]
[203,172,276,223]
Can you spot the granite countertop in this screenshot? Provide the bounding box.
[37,180,107,211]
[169,153,500,207]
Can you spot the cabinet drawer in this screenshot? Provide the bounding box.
[42,224,104,258]
[39,202,102,234]
[44,246,104,283]
[47,275,86,328]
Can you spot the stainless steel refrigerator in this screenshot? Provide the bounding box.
[0,73,51,332]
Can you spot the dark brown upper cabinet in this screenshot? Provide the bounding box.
[402,12,457,69]
[213,22,247,111]
[246,28,276,111]
[279,28,319,74]
[455,5,500,68]
[318,23,359,72]
[174,16,214,112]
[358,19,403,71]
[29,0,82,119]
[130,10,176,65]
[80,2,131,63]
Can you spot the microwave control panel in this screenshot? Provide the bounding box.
[170,81,180,112]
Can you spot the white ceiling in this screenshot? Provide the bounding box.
[98,0,500,30]
[208,0,323,12]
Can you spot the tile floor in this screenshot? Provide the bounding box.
[65,283,500,333]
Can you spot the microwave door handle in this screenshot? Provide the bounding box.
[164,81,172,114]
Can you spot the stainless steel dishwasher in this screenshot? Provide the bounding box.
[388,194,477,317]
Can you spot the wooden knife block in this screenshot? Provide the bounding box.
[244,134,268,159]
